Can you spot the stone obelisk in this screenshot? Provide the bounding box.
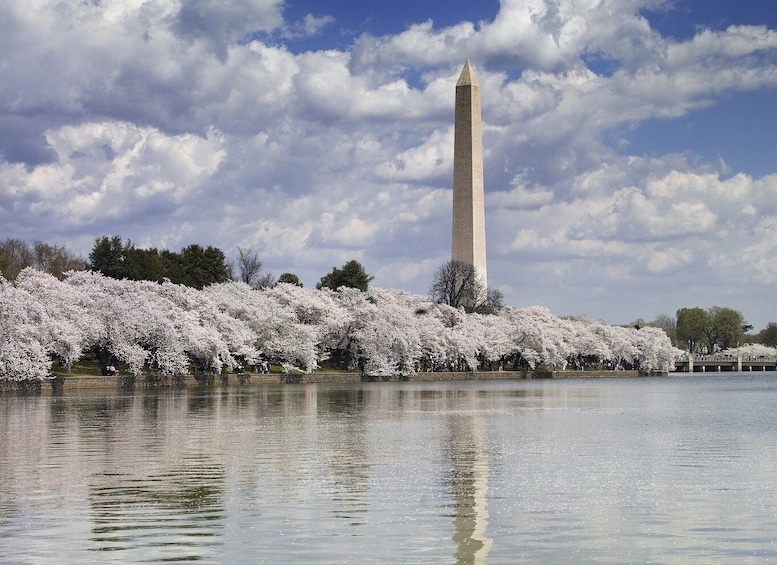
[452,60,487,290]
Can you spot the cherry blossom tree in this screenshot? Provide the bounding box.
[442,313,487,371]
[567,317,614,366]
[728,343,777,358]
[15,269,97,372]
[164,281,258,374]
[203,282,314,372]
[358,289,425,377]
[475,313,515,368]
[65,271,155,375]
[1,266,681,382]
[633,326,676,371]
[498,306,574,369]
[399,298,461,371]
[266,282,352,365]
[0,276,53,381]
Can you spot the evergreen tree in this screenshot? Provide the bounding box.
[316,260,373,292]
[277,273,302,287]
[124,246,164,282]
[88,235,127,279]
[178,244,232,289]
[89,236,231,289]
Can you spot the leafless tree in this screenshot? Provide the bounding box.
[33,241,87,279]
[235,246,276,288]
[429,260,502,314]
[1,238,86,281]
[0,238,35,280]
[485,287,505,313]
[650,313,677,345]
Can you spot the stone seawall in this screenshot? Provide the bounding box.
[25,369,667,393]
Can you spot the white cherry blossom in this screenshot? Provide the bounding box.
[1,271,679,381]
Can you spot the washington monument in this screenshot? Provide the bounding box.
[452,60,487,290]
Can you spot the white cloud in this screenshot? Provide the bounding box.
[0,121,226,231]
[2,0,777,328]
[294,13,336,37]
[174,0,285,57]
[376,128,452,182]
[645,247,692,274]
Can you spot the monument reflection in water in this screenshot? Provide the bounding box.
[448,415,493,563]
[2,376,777,563]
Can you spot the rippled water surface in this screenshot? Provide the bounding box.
[2,374,777,563]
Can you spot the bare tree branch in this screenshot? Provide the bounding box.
[235,246,276,288]
[429,260,501,314]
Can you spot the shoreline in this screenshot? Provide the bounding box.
[4,369,670,393]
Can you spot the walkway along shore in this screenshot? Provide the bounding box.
[19,369,671,392]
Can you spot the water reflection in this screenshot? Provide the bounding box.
[188,390,216,414]
[318,399,371,526]
[2,377,777,563]
[447,414,493,564]
[88,455,226,560]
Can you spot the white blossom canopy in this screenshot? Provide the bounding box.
[1,269,687,381]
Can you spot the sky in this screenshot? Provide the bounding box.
[1,0,776,331]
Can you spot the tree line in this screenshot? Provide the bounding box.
[3,236,775,344]
[2,268,677,383]
[676,306,768,353]
[88,236,233,289]
[636,307,775,352]
[0,238,87,280]
[1,236,371,294]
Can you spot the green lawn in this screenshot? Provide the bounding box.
[51,359,104,377]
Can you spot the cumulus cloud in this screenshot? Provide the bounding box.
[1,0,777,328]
[174,0,285,57]
[0,122,226,239]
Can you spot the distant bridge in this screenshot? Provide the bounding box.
[673,355,777,373]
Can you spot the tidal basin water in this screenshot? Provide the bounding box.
[2,374,777,564]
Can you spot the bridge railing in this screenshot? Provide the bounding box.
[675,354,777,362]
[680,353,777,362]
[673,354,777,372]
